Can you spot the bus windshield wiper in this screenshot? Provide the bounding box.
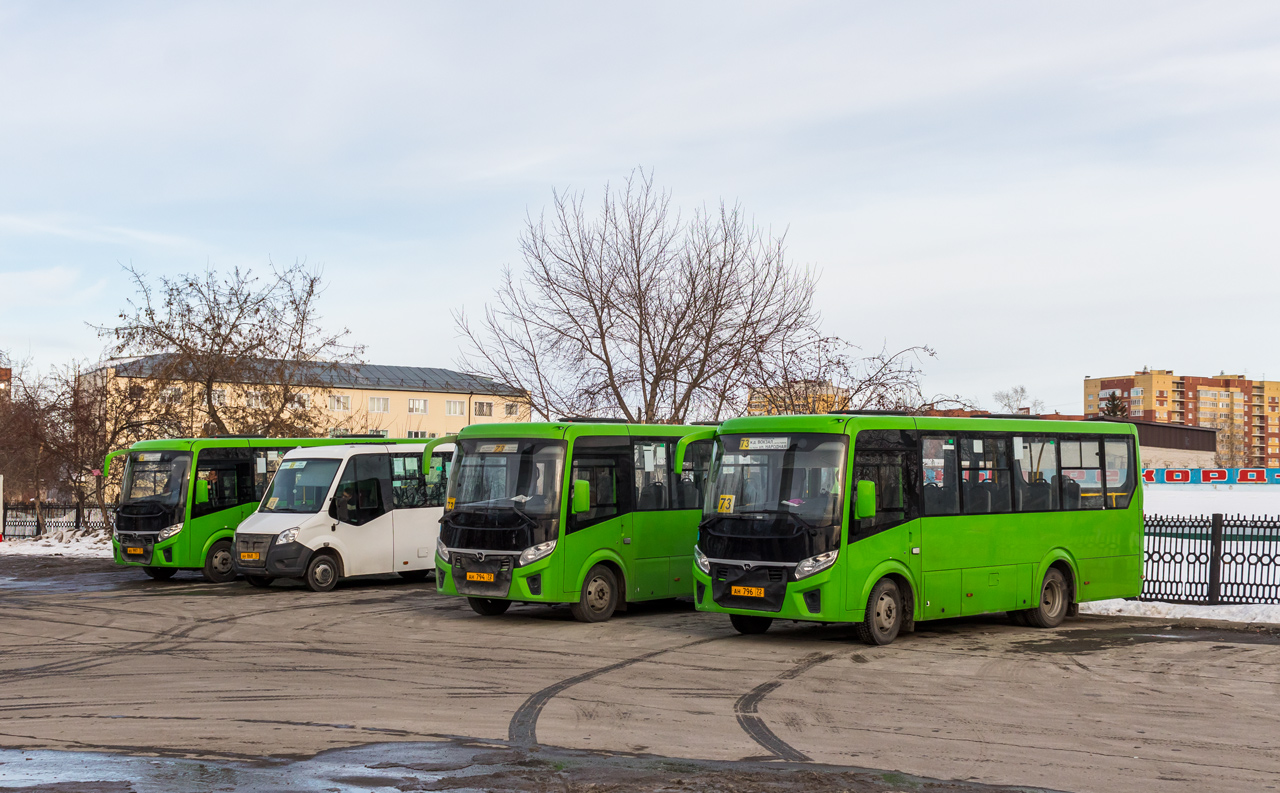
[735,508,817,529]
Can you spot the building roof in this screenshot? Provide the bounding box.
[1086,416,1217,452]
[110,354,525,397]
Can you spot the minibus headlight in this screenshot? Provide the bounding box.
[519,539,556,566]
[275,527,300,545]
[694,545,710,575]
[437,538,450,563]
[157,523,183,541]
[794,550,838,580]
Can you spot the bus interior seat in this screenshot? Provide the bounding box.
[679,478,700,509]
[1059,477,1081,510]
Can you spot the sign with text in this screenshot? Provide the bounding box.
[1142,468,1280,485]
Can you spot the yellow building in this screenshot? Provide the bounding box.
[107,355,529,438]
[1083,368,1280,467]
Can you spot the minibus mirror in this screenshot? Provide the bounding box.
[572,479,591,514]
[854,480,877,519]
[194,479,210,505]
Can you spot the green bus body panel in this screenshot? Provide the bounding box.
[695,414,1144,624]
[439,422,703,606]
[110,436,425,570]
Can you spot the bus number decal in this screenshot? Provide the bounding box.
[717,494,735,513]
[740,437,789,451]
[446,497,456,510]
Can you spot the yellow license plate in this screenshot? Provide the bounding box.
[731,585,765,598]
[466,572,494,582]
[240,552,260,561]
[125,547,144,555]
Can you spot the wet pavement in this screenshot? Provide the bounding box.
[1,558,1279,793]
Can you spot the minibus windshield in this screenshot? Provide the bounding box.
[260,459,342,513]
[121,451,192,506]
[448,439,566,517]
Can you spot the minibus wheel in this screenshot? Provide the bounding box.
[730,614,773,635]
[854,578,903,646]
[1025,568,1068,629]
[202,540,237,584]
[468,597,511,616]
[245,575,275,588]
[143,567,176,581]
[570,564,618,623]
[305,553,340,592]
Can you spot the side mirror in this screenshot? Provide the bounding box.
[195,479,210,505]
[854,480,877,520]
[572,479,591,514]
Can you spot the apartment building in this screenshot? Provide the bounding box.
[1083,369,1280,466]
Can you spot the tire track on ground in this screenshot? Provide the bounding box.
[733,651,834,762]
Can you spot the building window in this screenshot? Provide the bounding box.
[244,391,267,409]
[367,429,388,438]
[211,388,227,407]
[1131,388,1144,396]
[475,401,493,417]
[505,402,519,417]
[407,430,430,439]
[290,393,311,409]
[369,397,390,414]
[159,386,183,405]
[329,394,351,411]
[446,400,465,416]
[408,398,428,414]
[1087,394,1095,401]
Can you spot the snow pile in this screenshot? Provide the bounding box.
[0,529,114,558]
[1144,484,1280,517]
[1080,598,1280,625]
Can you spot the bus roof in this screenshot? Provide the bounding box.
[456,421,704,441]
[717,413,1138,437]
[123,436,427,452]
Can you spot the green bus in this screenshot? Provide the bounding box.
[427,420,714,622]
[681,412,1141,645]
[107,436,420,582]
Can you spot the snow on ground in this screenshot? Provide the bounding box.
[1145,484,1280,517]
[1080,598,1280,625]
[0,530,114,559]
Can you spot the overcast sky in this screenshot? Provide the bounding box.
[3,1,1279,412]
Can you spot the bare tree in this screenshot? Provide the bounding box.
[98,262,363,437]
[458,170,953,423]
[994,385,1045,415]
[0,355,59,532]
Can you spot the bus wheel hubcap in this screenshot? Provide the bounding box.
[875,592,896,632]
[1043,581,1063,615]
[586,577,610,611]
[213,550,232,573]
[315,563,335,586]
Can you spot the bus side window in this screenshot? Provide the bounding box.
[254,448,295,500]
[1013,436,1059,512]
[852,450,911,535]
[632,440,671,511]
[921,436,959,516]
[335,454,391,525]
[959,435,1011,514]
[677,440,714,510]
[390,453,427,509]
[568,438,632,533]
[1059,439,1104,510]
[1104,439,1135,509]
[193,447,255,518]
[423,451,450,508]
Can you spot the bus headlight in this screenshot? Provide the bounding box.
[794,550,838,580]
[694,545,710,575]
[157,523,183,541]
[275,527,300,545]
[519,539,556,566]
[437,538,450,563]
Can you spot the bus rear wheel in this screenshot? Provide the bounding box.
[143,566,176,581]
[854,578,903,646]
[570,564,618,623]
[1025,568,1069,629]
[202,540,237,584]
[730,614,773,635]
[468,597,511,616]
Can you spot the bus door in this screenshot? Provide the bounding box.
[389,452,439,572]
[628,439,679,599]
[332,453,395,576]
[919,436,963,619]
[565,437,634,596]
[846,432,920,611]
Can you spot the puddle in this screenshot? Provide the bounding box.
[1009,625,1280,654]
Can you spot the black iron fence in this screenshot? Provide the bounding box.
[1,503,115,539]
[1143,514,1280,605]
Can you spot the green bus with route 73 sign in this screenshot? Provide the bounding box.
[108,436,423,582]
[679,412,1142,645]
[426,419,714,622]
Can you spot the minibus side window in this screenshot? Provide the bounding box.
[920,436,960,516]
[390,453,427,509]
[1058,438,1104,510]
[193,448,256,518]
[568,437,631,533]
[1104,438,1135,509]
[334,454,392,525]
[632,439,671,511]
[676,440,713,510]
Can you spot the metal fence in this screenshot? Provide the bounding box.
[1,503,115,539]
[1143,514,1280,605]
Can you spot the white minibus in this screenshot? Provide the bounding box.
[231,442,453,591]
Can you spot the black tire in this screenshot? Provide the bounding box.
[570,564,619,623]
[245,575,275,588]
[1025,568,1069,628]
[1008,609,1029,627]
[399,570,431,582]
[730,614,773,635]
[201,539,237,584]
[468,597,511,616]
[854,577,904,646]
[143,566,176,581]
[304,553,341,592]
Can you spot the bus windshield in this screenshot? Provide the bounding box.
[260,459,342,513]
[448,439,566,517]
[121,451,192,506]
[700,433,848,560]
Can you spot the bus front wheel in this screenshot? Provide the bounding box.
[304,553,341,592]
[143,566,176,581]
[1024,568,1069,629]
[468,597,511,616]
[730,614,773,635]
[854,578,903,646]
[570,564,618,623]
[202,540,237,584]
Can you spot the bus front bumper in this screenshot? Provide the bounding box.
[231,536,312,578]
[113,534,182,567]
[692,562,844,622]
[435,552,566,602]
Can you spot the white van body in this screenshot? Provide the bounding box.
[232,442,453,587]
